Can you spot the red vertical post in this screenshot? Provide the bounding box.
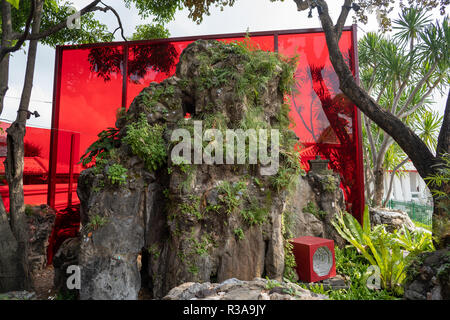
[67,133,76,208]
[122,44,129,109]
[48,46,63,209]
[351,24,365,224]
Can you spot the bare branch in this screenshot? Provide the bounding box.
[363,114,377,165]
[397,61,438,116]
[398,77,442,119]
[98,1,127,41]
[383,157,409,207]
[335,0,353,39]
[16,0,102,41]
[436,89,450,157]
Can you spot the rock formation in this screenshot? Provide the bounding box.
[163,277,328,300]
[404,248,450,300]
[76,39,346,300]
[370,207,416,233]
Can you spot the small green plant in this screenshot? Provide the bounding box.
[217,181,247,214]
[303,201,327,220]
[190,234,214,257]
[188,265,199,275]
[283,240,297,282]
[241,201,269,226]
[234,228,245,241]
[86,214,108,231]
[24,205,34,216]
[123,113,167,171]
[147,244,160,260]
[79,127,120,166]
[107,163,128,186]
[265,278,282,290]
[331,206,434,296]
[271,149,305,192]
[179,195,202,220]
[424,152,450,243]
[394,225,435,254]
[321,174,338,193]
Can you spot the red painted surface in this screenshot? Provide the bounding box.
[291,236,336,283]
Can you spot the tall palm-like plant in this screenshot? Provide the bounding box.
[360,7,448,207]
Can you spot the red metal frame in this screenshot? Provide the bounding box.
[47,26,364,221]
[352,24,365,224]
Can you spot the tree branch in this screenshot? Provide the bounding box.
[335,0,353,39]
[383,157,409,207]
[15,0,102,41]
[98,1,127,41]
[0,0,35,62]
[363,114,377,165]
[397,61,438,116]
[398,77,442,119]
[314,0,437,181]
[436,89,450,158]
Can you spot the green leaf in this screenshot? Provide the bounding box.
[6,0,19,9]
[362,205,371,235]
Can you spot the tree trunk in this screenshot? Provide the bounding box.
[4,0,44,290]
[0,0,12,114]
[315,0,438,183]
[433,90,450,248]
[373,167,385,207]
[312,1,450,247]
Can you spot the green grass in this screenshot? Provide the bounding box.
[413,220,432,232]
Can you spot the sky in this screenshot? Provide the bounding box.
[2,0,447,129]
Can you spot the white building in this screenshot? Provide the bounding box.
[383,161,433,205]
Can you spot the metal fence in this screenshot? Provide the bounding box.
[386,199,433,226]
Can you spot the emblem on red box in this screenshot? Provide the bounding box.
[290,236,336,283]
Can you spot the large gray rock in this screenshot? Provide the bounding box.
[53,237,80,296]
[163,278,328,300]
[370,207,416,233]
[25,205,56,274]
[404,248,450,300]
[77,40,346,300]
[0,210,25,292]
[285,171,346,248]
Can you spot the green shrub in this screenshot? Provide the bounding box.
[241,202,269,226]
[234,228,245,241]
[332,206,434,296]
[107,164,128,186]
[303,201,327,220]
[123,113,167,171]
[80,127,120,166]
[217,181,247,214]
[283,240,297,282]
[86,215,108,231]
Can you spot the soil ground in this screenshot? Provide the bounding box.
[32,266,56,300]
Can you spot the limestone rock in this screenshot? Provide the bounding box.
[77,39,345,300]
[53,237,80,295]
[370,207,416,233]
[163,278,328,300]
[26,205,56,274]
[0,211,25,292]
[0,291,36,300]
[404,248,450,300]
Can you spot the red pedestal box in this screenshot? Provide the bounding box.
[291,236,336,283]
